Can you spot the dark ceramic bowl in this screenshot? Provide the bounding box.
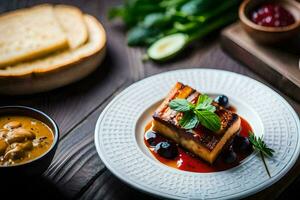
[0,106,59,177]
[239,0,300,44]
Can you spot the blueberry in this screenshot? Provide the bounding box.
[155,141,178,159]
[232,135,252,153]
[215,95,229,107]
[222,147,237,164]
[145,131,158,146]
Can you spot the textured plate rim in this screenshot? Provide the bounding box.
[95,69,300,199]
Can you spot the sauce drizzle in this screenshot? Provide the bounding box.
[144,117,253,173]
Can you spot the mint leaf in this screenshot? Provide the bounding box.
[169,94,221,132]
[196,94,214,111]
[197,103,216,112]
[205,105,216,112]
[179,111,198,129]
[169,99,193,112]
[195,110,221,132]
[196,94,211,106]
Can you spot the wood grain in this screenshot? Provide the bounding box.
[0,1,299,200]
[78,43,300,200]
[0,0,130,139]
[221,22,300,102]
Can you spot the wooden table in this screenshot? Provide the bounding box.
[0,0,299,199]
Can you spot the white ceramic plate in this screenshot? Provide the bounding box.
[94,69,300,200]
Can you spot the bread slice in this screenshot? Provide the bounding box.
[0,15,106,95]
[54,5,88,49]
[0,4,68,67]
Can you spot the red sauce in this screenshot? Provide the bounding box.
[251,3,295,27]
[144,117,253,173]
[227,105,236,113]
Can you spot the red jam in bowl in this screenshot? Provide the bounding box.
[144,117,253,173]
[251,3,295,27]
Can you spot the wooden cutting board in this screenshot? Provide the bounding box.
[221,22,300,102]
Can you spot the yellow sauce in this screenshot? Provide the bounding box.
[0,116,54,166]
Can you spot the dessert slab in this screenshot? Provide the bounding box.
[94,69,300,199]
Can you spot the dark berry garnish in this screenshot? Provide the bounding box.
[222,147,237,164]
[215,95,229,108]
[155,141,178,159]
[145,131,158,146]
[232,135,252,153]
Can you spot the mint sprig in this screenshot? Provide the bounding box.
[179,112,198,129]
[169,99,194,112]
[169,94,221,132]
[196,95,216,112]
[249,131,275,178]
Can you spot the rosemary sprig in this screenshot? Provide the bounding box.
[249,131,275,178]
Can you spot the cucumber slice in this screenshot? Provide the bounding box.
[147,33,188,61]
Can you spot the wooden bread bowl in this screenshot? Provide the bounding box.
[0,15,106,95]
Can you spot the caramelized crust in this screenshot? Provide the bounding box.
[152,82,241,164]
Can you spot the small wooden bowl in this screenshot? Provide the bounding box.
[239,0,300,44]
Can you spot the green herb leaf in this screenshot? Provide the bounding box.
[179,111,198,129]
[249,132,274,157]
[248,131,275,178]
[204,105,216,113]
[196,94,215,112]
[195,110,221,132]
[196,94,211,105]
[169,94,221,131]
[169,99,194,112]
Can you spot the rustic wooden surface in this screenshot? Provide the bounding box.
[0,0,299,199]
[221,22,300,102]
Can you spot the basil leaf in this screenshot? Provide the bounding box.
[169,99,193,112]
[179,111,198,129]
[195,110,221,132]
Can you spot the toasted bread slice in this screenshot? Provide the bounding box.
[0,15,106,94]
[152,82,241,164]
[0,4,68,67]
[54,5,88,49]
